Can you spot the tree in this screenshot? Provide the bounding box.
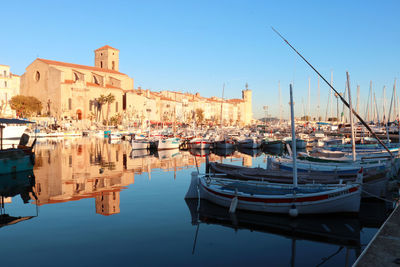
[95,95,107,123]
[10,95,42,117]
[104,93,116,126]
[195,108,204,125]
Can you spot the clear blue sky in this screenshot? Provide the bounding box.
[2,0,399,119]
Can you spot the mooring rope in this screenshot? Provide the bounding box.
[361,189,396,203]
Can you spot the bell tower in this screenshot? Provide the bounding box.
[242,83,253,125]
[94,45,119,71]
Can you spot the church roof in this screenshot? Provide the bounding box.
[95,45,119,52]
[37,58,127,76]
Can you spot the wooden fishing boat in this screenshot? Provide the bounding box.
[186,172,361,214]
[188,138,211,149]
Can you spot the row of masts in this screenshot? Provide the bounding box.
[274,76,399,125]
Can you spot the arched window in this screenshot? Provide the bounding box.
[100,61,103,68]
[74,72,79,82]
[4,81,7,88]
[112,61,115,70]
[68,98,72,110]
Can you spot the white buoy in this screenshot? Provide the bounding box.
[229,196,238,213]
[185,172,199,199]
[289,204,298,217]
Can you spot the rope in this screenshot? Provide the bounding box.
[361,189,395,203]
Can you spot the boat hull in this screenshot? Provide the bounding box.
[199,180,361,214]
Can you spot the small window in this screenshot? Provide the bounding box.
[101,53,103,56]
[100,61,103,68]
[3,71,6,77]
[112,61,115,70]
[35,71,40,81]
[74,72,79,81]
[68,98,72,110]
[4,81,7,88]
[89,100,92,111]
[115,101,118,112]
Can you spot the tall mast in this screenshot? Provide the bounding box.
[346,72,356,161]
[356,85,360,122]
[365,84,371,122]
[383,86,386,124]
[308,77,311,121]
[279,81,282,124]
[317,78,320,121]
[330,71,333,121]
[289,84,297,188]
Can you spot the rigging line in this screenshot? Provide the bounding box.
[271,27,393,157]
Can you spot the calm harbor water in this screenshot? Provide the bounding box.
[0,137,394,266]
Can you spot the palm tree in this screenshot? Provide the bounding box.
[104,93,116,126]
[96,95,107,123]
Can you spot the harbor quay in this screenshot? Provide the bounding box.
[354,202,400,266]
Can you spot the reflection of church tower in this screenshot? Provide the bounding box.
[242,156,252,167]
[94,45,120,71]
[242,83,253,125]
[95,191,120,216]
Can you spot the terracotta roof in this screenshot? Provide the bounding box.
[95,45,119,52]
[63,79,74,84]
[11,73,20,77]
[227,98,244,103]
[37,58,127,76]
[86,82,101,87]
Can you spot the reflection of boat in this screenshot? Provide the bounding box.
[130,149,151,159]
[186,198,362,265]
[189,148,211,158]
[186,198,361,247]
[156,148,181,160]
[238,147,262,157]
[0,170,37,228]
[212,147,235,157]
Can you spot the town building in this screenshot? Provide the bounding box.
[0,64,20,117]
[20,46,253,125]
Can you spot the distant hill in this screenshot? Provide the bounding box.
[259,117,281,123]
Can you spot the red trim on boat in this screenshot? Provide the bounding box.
[202,183,359,203]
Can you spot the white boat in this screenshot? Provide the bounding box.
[238,137,261,149]
[156,137,180,150]
[131,139,150,150]
[214,139,235,149]
[188,138,211,149]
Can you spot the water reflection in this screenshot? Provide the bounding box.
[0,171,37,228]
[32,138,247,216]
[186,198,391,266]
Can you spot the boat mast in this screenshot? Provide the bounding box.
[317,78,320,121]
[220,83,225,128]
[279,81,282,124]
[308,77,311,121]
[347,72,356,161]
[289,84,297,188]
[272,27,393,157]
[330,71,333,121]
[365,84,371,122]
